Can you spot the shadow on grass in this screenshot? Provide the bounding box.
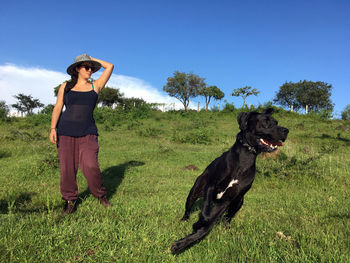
[0,161,145,215]
[77,160,145,207]
[317,133,350,144]
[328,212,350,219]
[0,192,37,214]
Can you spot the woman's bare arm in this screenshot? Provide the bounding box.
[50,82,66,144]
[90,56,114,93]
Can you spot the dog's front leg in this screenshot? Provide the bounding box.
[192,185,215,231]
[224,196,244,225]
[181,172,206,221]
[202,185,215,221]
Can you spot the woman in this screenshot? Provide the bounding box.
[50,54,114,215]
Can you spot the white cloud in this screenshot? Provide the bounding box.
[0,64,192,112]
[0,64,66,110]
[105,74,194,110]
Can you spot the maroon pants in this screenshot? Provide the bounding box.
[57,135,107,201]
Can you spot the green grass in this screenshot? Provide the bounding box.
[0,110,349,262]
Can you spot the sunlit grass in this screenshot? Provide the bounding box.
[0,110,349,262]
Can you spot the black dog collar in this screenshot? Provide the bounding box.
[237,133,257,154]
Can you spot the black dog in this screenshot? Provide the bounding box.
[171,108,289,254]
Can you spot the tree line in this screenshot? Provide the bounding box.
[2,70,348,120]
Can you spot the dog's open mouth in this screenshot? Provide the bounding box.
[259,138,283,150]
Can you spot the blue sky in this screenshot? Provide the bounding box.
[1,0,349,116]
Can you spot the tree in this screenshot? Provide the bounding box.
[274,80,333,114]
[0,100,9,121]
[41,104,55,115]
[122,97,147,111]
[341,104,350,120]
[295,80,333,114]
[98,87,123,107]
[273,82,300,112]
[12,94,44,115]
[163,71,205,111]
[198,85,225,111]
[231,86,260,108]
[54,84,61,97]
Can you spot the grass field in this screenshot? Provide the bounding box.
[0,109,349,262]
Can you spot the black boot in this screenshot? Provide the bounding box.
[62,200,76,216]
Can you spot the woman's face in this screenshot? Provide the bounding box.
[76,63,93,79]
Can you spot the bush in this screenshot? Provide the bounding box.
[41,104,54,115]
[172,127,212,145]
[94,106,122,124]
[5,129,45,142]
[32,151,59,177]
[25,113,51,126]
[341,104,350,120]
[0,100,9,121]
[318,109,333,120]
[222,103,236,113]
[138,127,162,138]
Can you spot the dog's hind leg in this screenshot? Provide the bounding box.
[172,202,228,254]
[181,172,206,221]
[224,196,244,224]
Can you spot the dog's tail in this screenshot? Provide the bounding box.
[171,227,210,254]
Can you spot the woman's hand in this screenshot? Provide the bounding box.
[50,129,57,144]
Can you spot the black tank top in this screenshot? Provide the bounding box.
[57,84,98,137]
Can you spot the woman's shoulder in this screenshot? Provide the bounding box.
[57,82,67,96]
[59,81,67,88]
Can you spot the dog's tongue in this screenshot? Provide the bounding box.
[269,140,283,147]
[262,139,283,147]
[275,141,283,146]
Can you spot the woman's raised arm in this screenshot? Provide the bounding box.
[90,56,114,93]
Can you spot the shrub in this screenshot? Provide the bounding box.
[138,127,162,138]
[172,127,212,144]
[0,100,9,121]
[5,129,45,142]
[318,109,333,120]
[341,104,350,120]
[222,103,236,113]
[32,151,59,177]
[41,104,54,115]
[25,113,51,126]
[127,120,143,130]
[94,106,121,124]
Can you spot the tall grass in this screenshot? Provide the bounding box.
[0,110,349,262]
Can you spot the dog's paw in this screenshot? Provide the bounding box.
[171,241,183,255]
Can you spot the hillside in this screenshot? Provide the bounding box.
[0,109,349,262]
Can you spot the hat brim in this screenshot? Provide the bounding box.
[66,60,101,75]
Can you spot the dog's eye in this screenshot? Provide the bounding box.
[263,118,277,128]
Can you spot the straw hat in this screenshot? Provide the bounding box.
[66,54,101,75]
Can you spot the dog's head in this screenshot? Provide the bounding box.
[237,108,289,153]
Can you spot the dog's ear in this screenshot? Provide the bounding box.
[262,108,274,115]
[237,112,252,131]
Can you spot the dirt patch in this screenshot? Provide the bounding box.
[260,148,280,159]
[182,164,199,171]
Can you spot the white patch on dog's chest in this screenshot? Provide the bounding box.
[216,179,239,199]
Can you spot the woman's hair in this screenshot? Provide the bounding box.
[65,66,79,93]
